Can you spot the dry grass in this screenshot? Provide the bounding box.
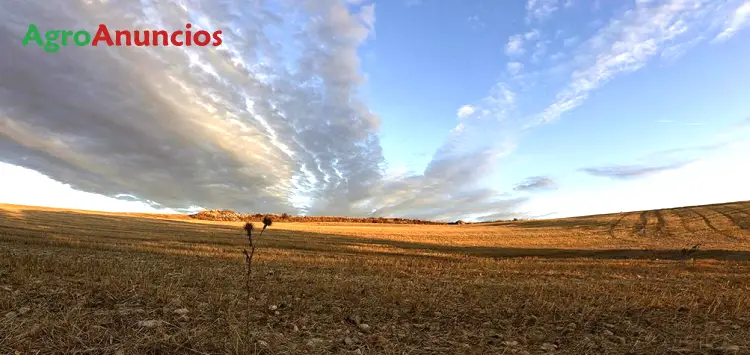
[1,202,750,354]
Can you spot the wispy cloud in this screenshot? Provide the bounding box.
[581,161,692,179]
[507,62,524,76]
[526,0,562,22]
[514,176,556,191]
[505,35,526,56]
[714,1,750,41]
[457,105,475,118]
[534,0,741,125]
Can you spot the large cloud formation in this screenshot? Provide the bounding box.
[0,0,526,220]
[0,0,386,215]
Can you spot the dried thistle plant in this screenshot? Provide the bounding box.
[241,222,255,339]
[240,216,273,346]
[260,215,273,237]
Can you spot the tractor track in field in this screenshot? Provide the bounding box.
[654,210,670,237]
[608,212,629,238]
[708,206,750,233]
[671,208,695,236]
[689,208,740,242]
[633,211,649,237]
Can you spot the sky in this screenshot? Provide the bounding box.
[1,0,749,221]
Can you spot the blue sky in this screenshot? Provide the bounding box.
[1,0,749,220]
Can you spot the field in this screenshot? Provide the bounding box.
[1,202,750,354]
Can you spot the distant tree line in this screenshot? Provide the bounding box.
[190,209,446,225]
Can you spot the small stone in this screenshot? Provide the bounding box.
[567,322,577,329]
[137,320,163,328]
[269,305,278,311]
[173,308,189,315]
[306,338,323,346]
[616,336,626,345]
[274,310,280,316]
[503,340,519,346]
[293,325,299,332]
[529,332,545,343]
[344,337,354,346]
[604,323,615,329]
[715,345,740,353]
[358,323,371,332]
[18,307,30,315]
[541,343,557,351]
[353,349,362,355]
[257,340,269,347]
[603,329,614,336]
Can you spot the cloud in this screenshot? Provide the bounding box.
[526,0,561,22]
[0,0,384,216]
[524,29,541,41]
[505,35,525,56]
[404,0,423,7]
[581,162,692,179]
[714,2,750,41]
[514,176,556,191]
[457,105,476,118]
[507,62,524,75]
[534,0,740,125]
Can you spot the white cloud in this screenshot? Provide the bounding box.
[505,35,525,55]
[0,0,383,216]
[714,1,750,41]
[524,141,750,218]
[457,105,476,118]
[526,0,561,22]
[535,0,735,124]
[507,62,524,75]
[524,29,541,40]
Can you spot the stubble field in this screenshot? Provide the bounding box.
[1,202,750,354]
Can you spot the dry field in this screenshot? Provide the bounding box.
[1,202,750,354]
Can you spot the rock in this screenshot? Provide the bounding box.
[567,322,577,329]
[602,329,614,336]
[616,337,626,345]
[541,343,557,351]
[137,320,163,327]
[715,345,740,353]
[604,323,615,329]
[269,305,278,311]
[257,340,269,347]
[274,310,280,316]
[503,340,519,346]
[293,325,299,332]
[344,337,354,346]
[529,332,545,343]
[306,338,324,346]
[18,307,30,315]
[358,323,371,333]
[173,308,189,315]
[353,349,362,355]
